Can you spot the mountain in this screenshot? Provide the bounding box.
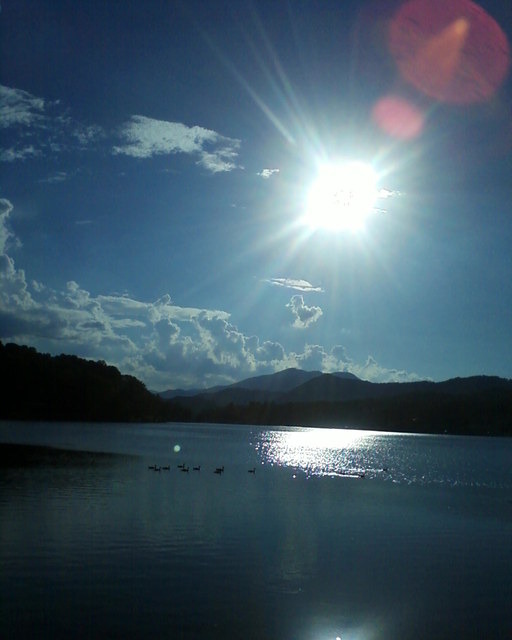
[160,368,359,404]
[163,368,512,409]
[159,385,227,400]
[166,369,512,436]
[227,368,325,392]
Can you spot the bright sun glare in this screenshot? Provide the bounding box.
[303,161,378,232]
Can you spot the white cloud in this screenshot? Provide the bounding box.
[1,86,236,174]
[287,345,425,383]
[352,356,425,383]
[257,168,279,179]
[113,115,241,173]
[198,149,238,173]
[267,277,324,293]
[72,124,104,147]
[0,146,41,162]
[0,199,20,255]
[0,200,423,390]
[286,294,323,328]
[0,85,46,129]
[38,171,69,184]
[378,188,402,199]
[0,85,104,163]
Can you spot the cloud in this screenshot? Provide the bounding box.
[286,294,323,328]
[353,356,425,383]
[257,168,279,179]
[0,86,237,174]
[266,277,324,293]
[0,200,423,390]
[38,171,69,184]
[378,188,402,199]
[72,124,104,147]
[0,146,41,162]
[289,344,425,383]
[0,199,19,255]
[0,84,104,162]
[113,115,241,173]
[0,85,46,129]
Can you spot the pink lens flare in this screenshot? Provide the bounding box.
[373,95,425,139]
[389,0,510,104]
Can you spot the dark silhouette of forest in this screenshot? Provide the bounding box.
[1,341,511,436]
[191,393,512,436]
[0,342,190,423]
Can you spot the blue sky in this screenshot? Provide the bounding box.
[1,0,511,391]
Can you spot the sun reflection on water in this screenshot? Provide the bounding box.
[256,427,378,478]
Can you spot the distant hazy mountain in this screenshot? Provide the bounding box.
[159,385,227,400]
[159,368,359,405]
[227,368,323,392]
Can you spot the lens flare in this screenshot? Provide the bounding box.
[389,0,510,104]
[372,95,425,139]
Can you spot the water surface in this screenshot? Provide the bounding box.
[1,421,511,639]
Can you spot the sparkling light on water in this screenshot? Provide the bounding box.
[256,427,378,477]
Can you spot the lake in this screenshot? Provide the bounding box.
[1,421,511,639]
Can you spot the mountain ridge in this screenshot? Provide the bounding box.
[161,368,512,406]
[2,341,510,435]
[164,369,512,436]
[159,367,360,401]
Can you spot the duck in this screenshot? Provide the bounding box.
[248,467,256,474]
[180,465,190,473]
[162,465,170,471]
[193,465,201,471]
[214,465,224,474]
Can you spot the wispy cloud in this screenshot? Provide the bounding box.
[378,188,402,199]
[1,86,240,174]
[113,115,241,173]
[267,277,324,293]
[0,199,16,254]
[38,171,69,184]
[0,85,46,129]
[0,84,104,162]
[0,146,41,162]
[286,294,323,328]
[257,168,279,179]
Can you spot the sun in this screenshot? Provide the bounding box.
[302,161,378,232]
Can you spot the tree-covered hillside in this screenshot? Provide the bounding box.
[0,342,190,422]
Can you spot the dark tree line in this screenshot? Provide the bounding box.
[1,341,510,435]
[0,342,190,423]
[192,392,512,436]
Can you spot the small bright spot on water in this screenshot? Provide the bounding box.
[173,444,181,453]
